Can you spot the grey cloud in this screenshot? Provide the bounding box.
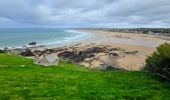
[0,0,170,28]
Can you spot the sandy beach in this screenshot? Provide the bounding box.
[72,29,170,70]
[79,29,169,47]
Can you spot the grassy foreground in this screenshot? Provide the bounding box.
[0,54,170,100]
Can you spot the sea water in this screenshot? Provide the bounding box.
[0,28,91,49]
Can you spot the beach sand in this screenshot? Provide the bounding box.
[74,29,170,70]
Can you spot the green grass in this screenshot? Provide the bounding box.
[0,54,170,100]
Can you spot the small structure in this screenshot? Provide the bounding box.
[148,31,154,35]
[153,31,161,35]
[37,53,59,66]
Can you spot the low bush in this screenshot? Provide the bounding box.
[144,43,170,81]
[0,49,5,53]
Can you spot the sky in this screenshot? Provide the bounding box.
[0,0,170,28]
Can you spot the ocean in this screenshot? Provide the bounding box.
[0,28,92,49]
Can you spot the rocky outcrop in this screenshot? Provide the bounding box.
[20,49,35,56]
[57,46,106,63]
[109,51,120,56]
[58,50,85,62]
[85,47,105,53]
[18,44,132,70]
[28,42,36,46]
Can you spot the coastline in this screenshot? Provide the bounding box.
[45,29,169,70]
[4,29,170,70]
[0,29,93,50]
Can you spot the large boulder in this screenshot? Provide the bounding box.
[20,49,34,56]
[57,47,105,63]
[109,51,120,56]
[58,51,75,58]
[33,50,44,58]
[58,50,84,62]
[28,42,36,46]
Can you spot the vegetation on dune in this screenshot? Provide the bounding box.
[144,43,170,81]
[0,54,170,99]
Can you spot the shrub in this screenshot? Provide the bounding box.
[0,49,5,53]
[144,43,170,81]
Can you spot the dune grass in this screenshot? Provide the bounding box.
[0,54,170,100]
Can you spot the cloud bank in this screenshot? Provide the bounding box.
[0,0,170,28]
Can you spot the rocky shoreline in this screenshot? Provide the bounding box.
[4,43,141,70]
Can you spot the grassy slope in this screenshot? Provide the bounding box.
[0,54,170,100]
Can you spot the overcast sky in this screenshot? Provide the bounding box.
[0,0,170,28]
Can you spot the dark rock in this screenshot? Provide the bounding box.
[87,53,95,58]
[124,51,138,55]
[78,51,83,56]
[86,47,105,54]
[105,65,123,71]
[33,50,44,57]
[57,47,105,63]
[74,56,85,62]
[58,50,86,62]
[58,51,75,58]
[20,49,34,56]
[109,51,119,56]
[28,42,36,45]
